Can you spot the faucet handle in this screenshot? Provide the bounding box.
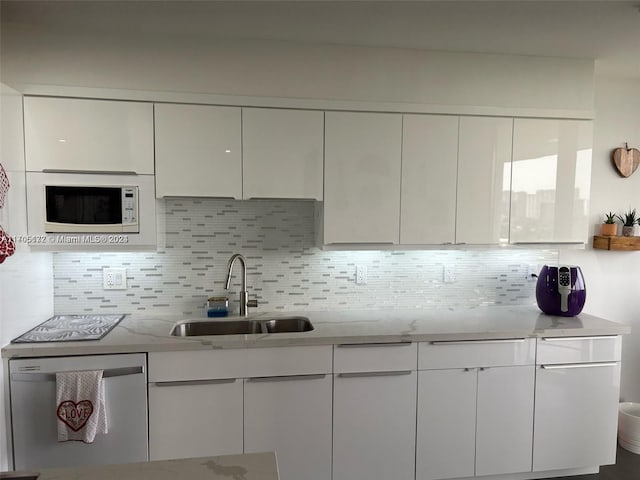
[247,299,258,308]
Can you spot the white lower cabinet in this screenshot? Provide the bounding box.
[533,336,622,472]
[147,349,246,461]
[148,379,243,460]
[416,366,534,480]
[475,365,535,476]
[332,343,418,480]
[145,337,621,479]
[333,371,417,480]
[417,368,477,480]
[244,374,332,480]
[417,339,536,480]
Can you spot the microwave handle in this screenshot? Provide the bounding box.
[42,169,138,176]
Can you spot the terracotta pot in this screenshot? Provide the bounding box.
[601,223,618,236]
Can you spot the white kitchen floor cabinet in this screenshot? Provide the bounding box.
[154,103,242,198]
[416,339,536,480]
[456,116,513,244]
[148,379,243,460]
[242,108,324,200]
[333,372,417,480]
[417,368,477,480]
[147,349,247,461]
[244,374,332,480]
[323,111,402,244]
[510,118,593,244]
[400,114,459,245]
[23,96,154,174]
[533,336,622,472]
[332,342,418,480]
[416,366,534,480]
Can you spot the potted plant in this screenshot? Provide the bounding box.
[601,212,618,236]
[616,208,638,237]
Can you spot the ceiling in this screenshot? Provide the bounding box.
[2,0,640,79]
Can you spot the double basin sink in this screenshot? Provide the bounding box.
[171,316,313,336]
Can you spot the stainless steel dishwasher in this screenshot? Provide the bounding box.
[9,353,148,470]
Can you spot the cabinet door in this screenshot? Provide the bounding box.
[476,366,534,476]
[148,379,243,461]
[533,362,620,472]
[456,117,512,244]
[400,114,458,244]
[24,97,154,174]
[244,374,332,480]
[510,119,593,243]
[324,112,402,244]
[416,369,477,480]
[333,371,416,480]
[154,103,242,198]
[242,108,323,200]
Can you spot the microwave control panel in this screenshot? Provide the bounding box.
[122,187,138,226]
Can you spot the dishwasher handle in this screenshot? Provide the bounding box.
[11,365,145,382]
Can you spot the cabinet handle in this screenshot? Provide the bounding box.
[510,241,585,245]
[540,362,618,370]
[42,169,138,175]
[430,338,526,345]
[337,342,412,348]
[247,374,326,383]
[338,370,413,378]
[11,366,144,382]
[326,242,396,245]
[541,335,617,342]
[153,378,237,387]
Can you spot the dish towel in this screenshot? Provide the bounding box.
[56,370,108,443]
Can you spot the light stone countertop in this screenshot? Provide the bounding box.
[30,452,278,480]
[1,305,631,359]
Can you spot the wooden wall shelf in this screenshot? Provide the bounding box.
[593,235,640,251]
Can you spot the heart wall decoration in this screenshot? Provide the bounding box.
[611,143,640,178]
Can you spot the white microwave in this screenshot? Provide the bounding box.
[43,184,139,233]
[26,172,156,245]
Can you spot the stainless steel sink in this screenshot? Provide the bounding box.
[170,316,313,336]
[171,319,262,336]
[262,317,314,333]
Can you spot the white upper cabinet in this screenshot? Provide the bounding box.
[242,108,324,200]
[456,116,513,244]
[24,97,154,174]
[324,111,402,244]
[154,103,242,198]
[510,119,593,244]
[400,114,458,245]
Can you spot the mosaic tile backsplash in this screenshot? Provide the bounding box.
[53,198,558,316]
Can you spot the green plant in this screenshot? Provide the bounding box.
[616,208,638,227]
[604,212,617,224]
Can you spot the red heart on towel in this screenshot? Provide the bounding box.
[57,400,94,432]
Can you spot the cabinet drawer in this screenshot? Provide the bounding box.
[536,335,621,365]
[148,350,247,382]
[418,338,535,370]
[246,345,332,378]
[334,342,416,373]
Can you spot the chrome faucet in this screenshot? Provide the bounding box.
[224,253,257,317]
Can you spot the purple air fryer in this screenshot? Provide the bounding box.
[536,265,586,317]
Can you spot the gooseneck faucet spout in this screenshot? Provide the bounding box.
[225,254,257,317]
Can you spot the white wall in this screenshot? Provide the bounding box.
[0,84,54,470]
[559,75,640,403]
[1,22,593,117]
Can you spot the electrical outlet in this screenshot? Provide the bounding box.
[526,264,539,282]
[356,265,368,285]
[443,265,456,283]
[103,267,127,290]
